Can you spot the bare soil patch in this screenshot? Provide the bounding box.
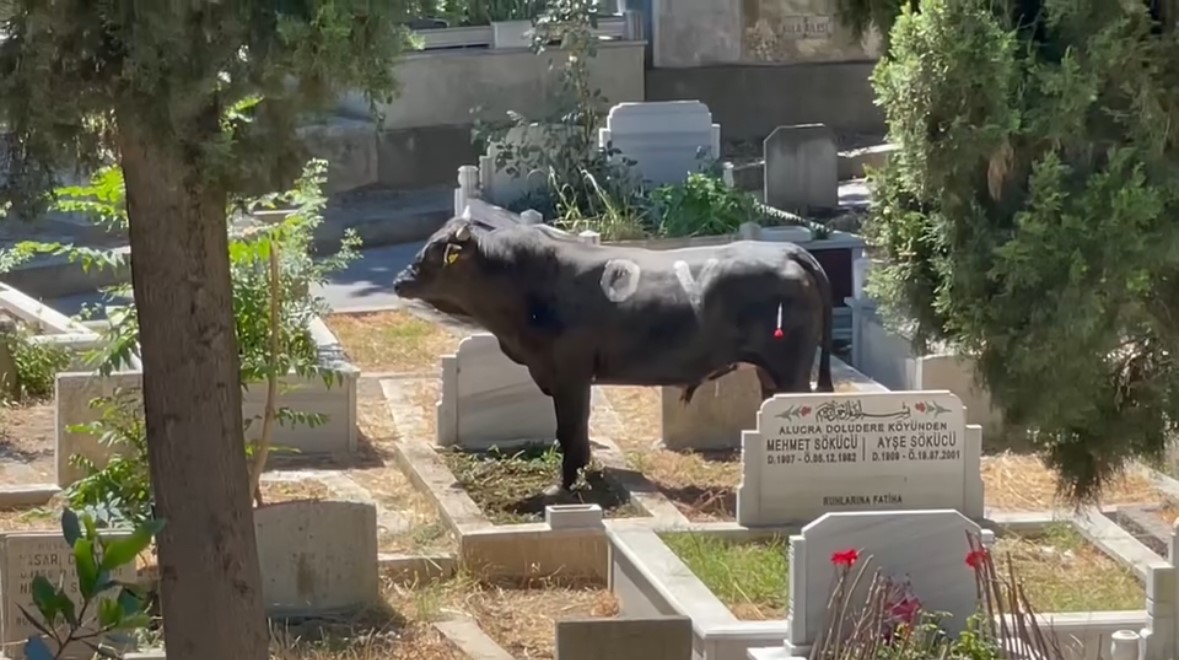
[0,400,56,485]
[326,311,462,374]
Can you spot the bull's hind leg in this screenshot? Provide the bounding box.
[548,380,593,493]
[753,341,816,400]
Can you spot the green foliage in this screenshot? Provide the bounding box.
[650,171,759,238]
[471,0,653,238]
[0,0,414,214]
[2,327,70,402]
[52,159,358,522]
[22,509,161,660]
[865,0,1179,500]
[65,389,152,529]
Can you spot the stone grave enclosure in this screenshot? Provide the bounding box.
[54,316,360,487]
[0,499,384,659]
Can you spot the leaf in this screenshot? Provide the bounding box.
[23,635,55,660]
[100,518,164,572]
[61,509,82,547]
[97,597,122,628]
[73,538,99,600]
[29,575,58,623]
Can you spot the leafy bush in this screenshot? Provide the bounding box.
[650,171,759,238]
[49,159,359,523]
[65,388,152,528]
[22,509,161,660]
[2,326,70,401]
[864,0,1179,501]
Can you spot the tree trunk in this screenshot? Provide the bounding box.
[117,113,269,660]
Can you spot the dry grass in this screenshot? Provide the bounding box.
[385,574,617,659]
[0,505,57,532]
[353,377,452,554]
[261,479,334,503]
[602,386,741,521]
[326,311,462,374]
[993,524,1144,611]
[982,453,1164,511]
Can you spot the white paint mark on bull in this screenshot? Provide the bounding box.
[600,259,642,302]
[673,259,720,312]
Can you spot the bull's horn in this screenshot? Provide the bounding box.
[454,224,472,242]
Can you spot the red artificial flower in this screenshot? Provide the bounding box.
[889,596,921,625]
[800,406,812,416]
[965,548,989,569]
[914,402,926,413]
[831,548,860,567]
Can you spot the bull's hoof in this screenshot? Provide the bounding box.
[542,483,564,498]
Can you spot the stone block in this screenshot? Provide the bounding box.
[763,124,838,214]
[599,101,721,186]
[296,117,378,195]
[784,510,982,657]
[546,504,604,530]
[737,390,983,526]
[55,367,358,487]
[661,365,761,451]
[254,500,380,617]
[436,333,556,450]
[555,616,692,660]
[0,531,135,660]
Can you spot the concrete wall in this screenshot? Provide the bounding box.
[330,42,645,190]
[650,0,880,68]
[646,63,884,141]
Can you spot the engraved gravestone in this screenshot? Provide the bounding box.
[0,531,135,660]
[736,390,983,526]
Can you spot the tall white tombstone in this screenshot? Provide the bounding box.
[599,101,721,186]
[749,510,987,659]
[436,333,557,450]
[737,390,983,526]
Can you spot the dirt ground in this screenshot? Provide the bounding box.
[383,575,617,659]
[0,400,56,485]
[326,311,463,374]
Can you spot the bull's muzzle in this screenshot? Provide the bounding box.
[392,267,420,298]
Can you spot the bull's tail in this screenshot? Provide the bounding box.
[792,250,834,393]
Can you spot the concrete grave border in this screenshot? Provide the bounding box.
[606,509,1166,660]
[50,316,360,488]
[382,372,690,581]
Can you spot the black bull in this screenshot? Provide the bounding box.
[392,215,834,492]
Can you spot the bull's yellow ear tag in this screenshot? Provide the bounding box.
[446,251,459,265]
[444,243,462,265]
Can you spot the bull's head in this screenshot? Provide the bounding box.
[392,218,478,303]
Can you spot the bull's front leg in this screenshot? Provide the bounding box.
[548,379,593,493]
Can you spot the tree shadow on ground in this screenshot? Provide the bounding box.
[655,485,736,520]
[268,601,411,657]
[263,427,389,471]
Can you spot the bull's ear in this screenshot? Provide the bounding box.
[452,223,472,243]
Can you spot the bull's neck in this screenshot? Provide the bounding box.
[463,238,564,334]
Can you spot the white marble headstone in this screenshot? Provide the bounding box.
[785,510,986,657]
[737,390,983,526]
[437,333,557,450]
[599,101,721,186]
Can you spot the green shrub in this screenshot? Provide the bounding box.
[3,327,70,401]
[865,0,1179,500]
[650,172,759,238]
